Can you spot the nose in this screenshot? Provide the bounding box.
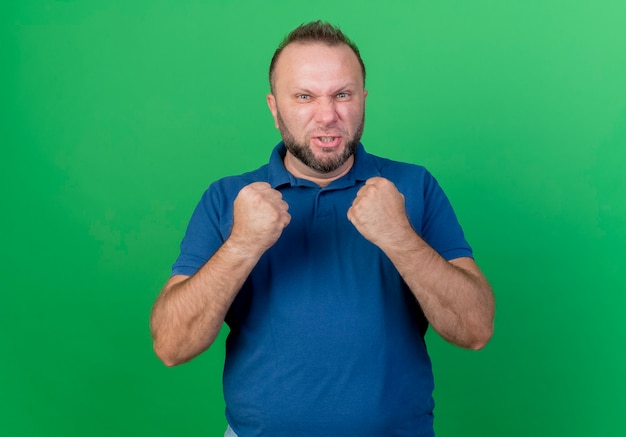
[314,97,339,126]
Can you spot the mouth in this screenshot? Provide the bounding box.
[312,136,342,149]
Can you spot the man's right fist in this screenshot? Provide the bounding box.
[230,182,291,254]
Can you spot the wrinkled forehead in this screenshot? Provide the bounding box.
[272,42,364,89]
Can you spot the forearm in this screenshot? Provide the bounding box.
[150,239,262,366]
[347,177,494,349]
[151,182,291,366]
[381,232,495,350]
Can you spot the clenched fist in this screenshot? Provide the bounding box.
[347,177,414,248]
[230,182,291,254]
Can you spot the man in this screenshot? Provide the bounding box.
[151,21,495,437]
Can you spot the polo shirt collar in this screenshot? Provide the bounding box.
[267,143,292,188]
[267,142,380,189]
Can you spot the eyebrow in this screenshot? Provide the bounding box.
[290,83,360,95]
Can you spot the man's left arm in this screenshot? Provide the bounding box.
[347,177,495,350]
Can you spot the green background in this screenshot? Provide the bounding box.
[2,1,625,436]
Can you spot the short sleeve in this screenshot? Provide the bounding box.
[419,170,473,261]
[171,185,233,276]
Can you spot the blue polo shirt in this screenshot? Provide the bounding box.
[172,143,473,437]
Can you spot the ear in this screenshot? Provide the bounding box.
[266,94,279,129]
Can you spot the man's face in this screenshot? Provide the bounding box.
[267,42,367,176]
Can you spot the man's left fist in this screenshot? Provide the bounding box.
[347,177,413,247]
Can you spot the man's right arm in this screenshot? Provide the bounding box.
[150,182,290,367]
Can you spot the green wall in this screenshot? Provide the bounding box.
[2,1,625,435]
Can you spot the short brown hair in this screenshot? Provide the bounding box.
[268,20,366,92]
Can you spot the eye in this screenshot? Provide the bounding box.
[336,92,350,100]
[296,94,311,100]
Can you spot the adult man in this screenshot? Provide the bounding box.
[151,21,494,437]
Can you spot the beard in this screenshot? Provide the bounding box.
[276,110,365,174]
